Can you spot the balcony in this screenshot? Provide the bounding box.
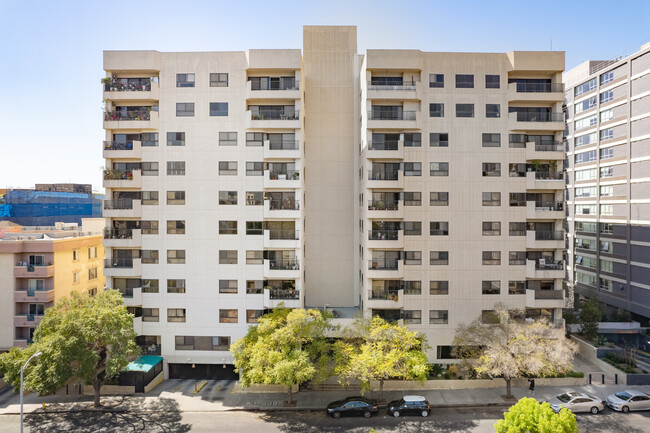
[525,289,564,308]
[367,229,404,249]
[367,259,404,279]
[264,259,300,279]
[13,339,29,348]
[367,79,418,101]
[245,79,300,101]
[526,201,564,220]
[14,314,44,327]
[14,289,55,303]
[525,141,564,161]
[246,109,300,130]
[367,110,417,130]
[526,230,564,249]
[263,199,300,219]
[119,286,143,308]
[103,140,142,160]
[263,229,300,250]
[525,259,565,279]
[133,316,143,335]
[525,171,564,190]
[104,228,142,248]
[104,109,159,130]
[14,264,54,278]
[367,199,403,220]
[103,169,142,189]
[103,199,142,218]
[264,288,301,309]
[508,111,564,132]
[367,170,404,189]
[366,289,404,309]
[103,79,159,101]
[263,139,300,160]
[263,169,301,189]
[103,258,142,277]
[507,82,564,103]
[366,140,404,160]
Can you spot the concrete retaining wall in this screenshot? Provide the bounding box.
[82,384,135,395]
[233,382,298,394]
[144,371,164,393]
[369,376,586,391]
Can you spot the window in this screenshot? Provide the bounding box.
[456,103,474,118]
[509,222,526,236]
[246,221,263,235]
[219,280,238,294]
[430,192,449,206]
[142,308,159,322]
[600,240,613,253]
[430,222,449,236]
[575,150,597,164]
[482,222,501,236]
[600,166,613,178]
[176,73,195,87]
[219,250,237,264]
[403,221,421,236]
[219,191,237,205]
[429,310,448,324]
[167,161,185,175]
[210,73,228,87]
[430,162,449,176]
[142,279,159,293]
[574,77,596,97]
[141,250,159,264]
[88,288,97,297]
[403,281,421,295]
[142,191,159,205]
[167,132,185,146]
[575,204,597,215]
[575,132,598,148]
[167,220,185,234]
[575,168,597,181]
[246,250,263,264]
[600,109,614,123]
[246,132,264,147]
[430,133,448,147]
[219,221,237,234]
[176,103,194,117]
[430,281,449,295]
[509,251,526,265]
[482,192,501,206]
[600,90,614,104]
[88,246,97,259]
[485,75,500,89]
[88,267,97,280]
[219,161,237,175]
[219,132,237,146]
[430,251,448,265]
[482,133,500,147]
[246,162,264,176]
[600,259,613,273]
[72,249,79,261]
[600,204,613,215]
[141,220,158,234]
[73,272,79,283]
[404,251,421,265]
[575,114,598,131]
[575,186,597,197]
[219,309,238,323]
[509,193,526,207]
[246,191,263,205]
[509,281,525,295]
[482,163,501,177]
[575,96,596,115]
[486,104,500,118]
[600,71,614,85]
[246,280,263,294]
[600,128,614,141]
[167,250,185,264]
[167,308,186,322]
[600,147,613,160]
[482,280,500,295]
[456,74,474,88]
[429,103,444,117]
[403,192,421,206]
[482,251,501,265]
[210,102,228,116]
[167,279,186,293]
[576,222,597,233]
[403,162,421,176]
[141,162,159,176]
[403,133,421,147]
[429,74,444,88]
[247,310,263,323]
[600,185,613,197]
[403,310,421,324]
[167,191,185,205]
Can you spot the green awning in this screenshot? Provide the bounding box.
[124,355,163,373]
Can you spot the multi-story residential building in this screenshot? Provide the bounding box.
[102,26,565,378]
[564,42,650,324]
[0,219,105,352]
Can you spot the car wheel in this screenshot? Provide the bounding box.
[421,410,429,417]
[590,406,599,414]
[622,406,630,413]
[363,410,371,418]
[393,410,400,418]
[332,411,341,419]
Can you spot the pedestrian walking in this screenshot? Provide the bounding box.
[528,378,535,396]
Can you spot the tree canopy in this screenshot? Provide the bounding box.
[453,304,577,397]
[580,297,603,342]
[495,397,579,433]
[0,290,139,407]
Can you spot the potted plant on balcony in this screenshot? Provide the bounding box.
[292,172,299,180]
[278,171,287,180]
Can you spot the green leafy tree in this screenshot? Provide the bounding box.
[334,316,429,397]
[453,304,577,397]
[230,306,333,402]
[0,290,139,407]
[495,397,579,433]
[580,297,603,342]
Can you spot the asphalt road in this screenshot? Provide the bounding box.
[0,407,649,432]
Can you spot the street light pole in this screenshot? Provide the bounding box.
[20,351,42,433]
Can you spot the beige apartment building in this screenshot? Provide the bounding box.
[102,26,565,378]
[0,220,105,351]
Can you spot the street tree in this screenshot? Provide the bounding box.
[452,304,577,397]
[580,297,603,342]
[0,290,140,407]
[230,307,333,403]
[495,397,579,433]
[334,316,429,397]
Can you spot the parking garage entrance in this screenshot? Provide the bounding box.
[168,363,238,380]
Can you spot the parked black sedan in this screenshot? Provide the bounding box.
[326,396,379,418]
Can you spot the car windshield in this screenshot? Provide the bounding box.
[557,394,572,403]
[615,392,632,400]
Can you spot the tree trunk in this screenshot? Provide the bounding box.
[505,377,512,398]
[92,375,102,408]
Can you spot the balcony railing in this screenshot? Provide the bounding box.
[118,287,134,298]
[535,260,564,270]
[368,258,400,270]
[268,259,299,270]
[534,171,564,180]
[368,140,399,150]
[104,79,152,92]
[269,170,300,180]
[269,199,300,211]
[534,290,564,300]
[368,111,416,120]
[268,229,299,240]
[269,289,299,300]
[368,230,399,240]
[368,80,416,90]
[104,228,134,240]
[103,141,134,151]
[369,289,401,300]
[368,200,399,210]
[104,199,134,210]
[251,79,299,91]
[534,231,564,241]
[511,112,564,122]
[515,83,564,93]
[103,169,135,180]
[535,201,564,211]
[269,140,300,150]
[104,258,134,269]
[368,170,400,181]
[104,110,151,121]
[23,288,46,297]
[251,111,299,120]
[534,143,564,152]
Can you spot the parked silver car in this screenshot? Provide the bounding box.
[606,390,650,412]
[548,391,604,414]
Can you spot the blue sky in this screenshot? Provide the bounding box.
[1,0,648,191]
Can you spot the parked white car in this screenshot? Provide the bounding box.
[605,390,650,412]
[548,391,604,414]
